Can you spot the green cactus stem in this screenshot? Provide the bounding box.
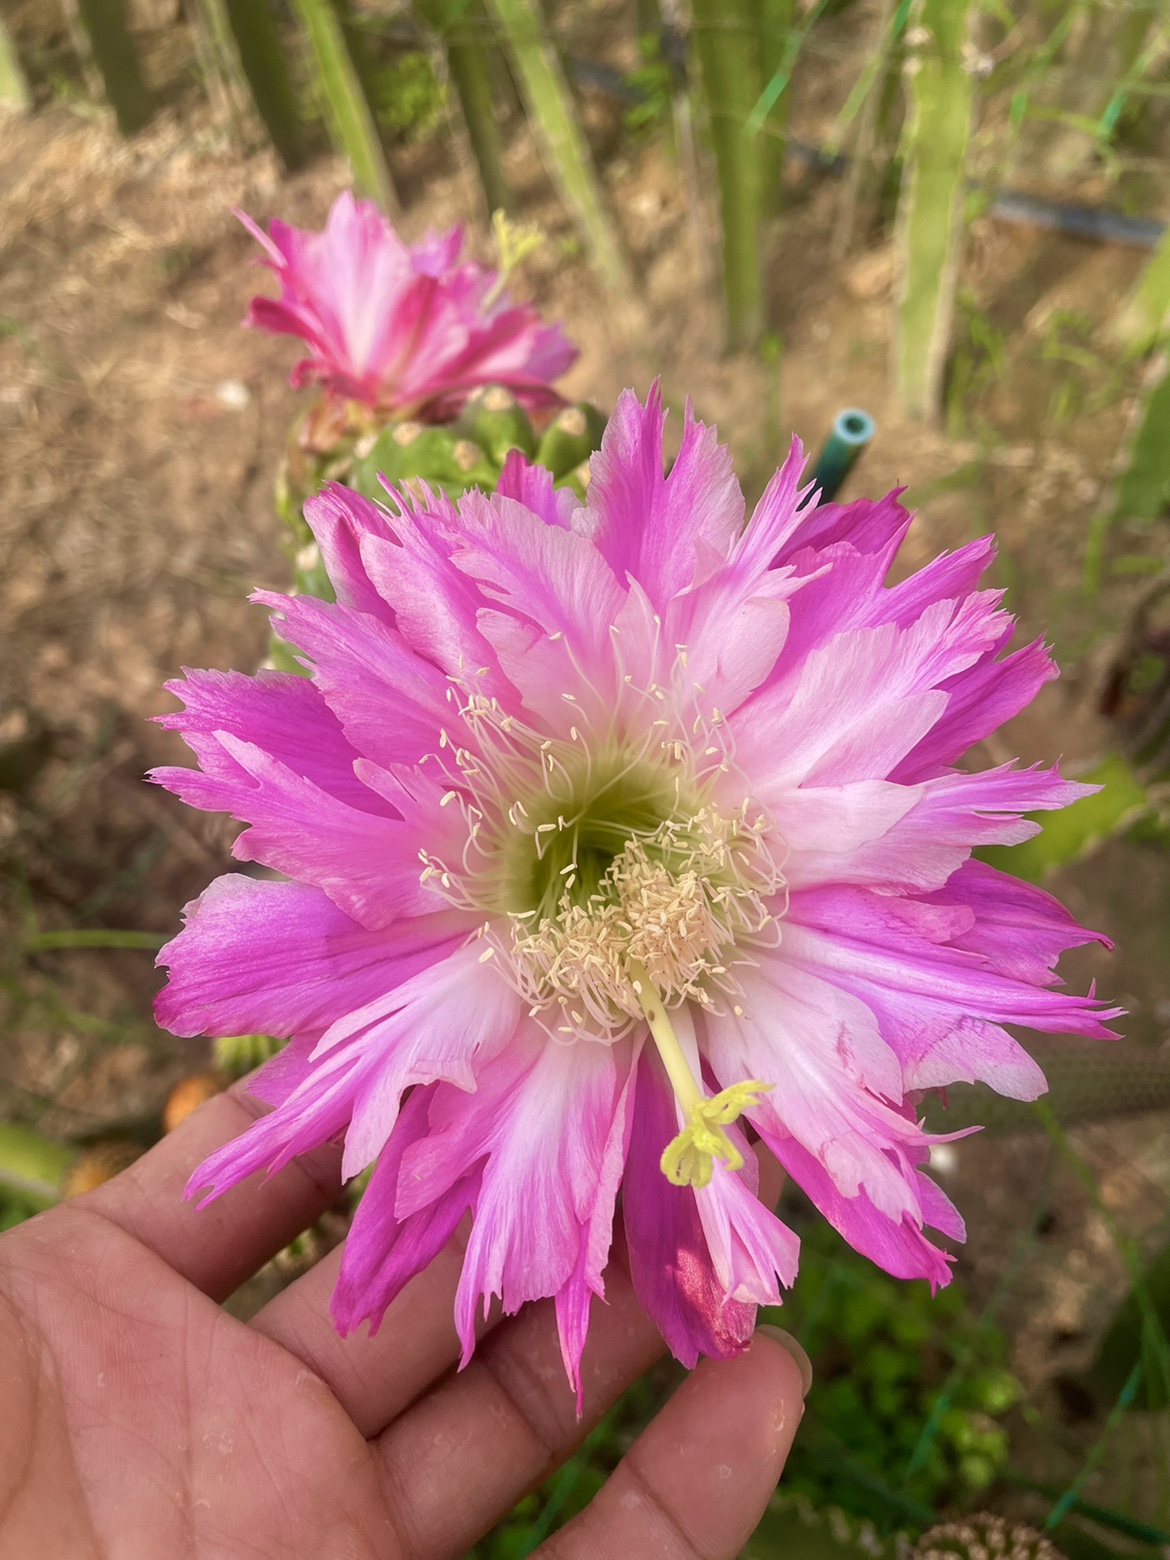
[894,0,975,421]
[214,1034,288,1080]
[292,0,398,211]
[222,0,312,171]
[691,0,763,351]
[418,0,513,219]
[348,420,497,500]
[485,0,632,293]
[74,0,154,136]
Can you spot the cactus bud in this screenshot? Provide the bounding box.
[213,1033,287,1080]
[534,401,607,479]
[457,385,537,465]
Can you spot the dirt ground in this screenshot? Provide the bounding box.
[3,0,1170,1524]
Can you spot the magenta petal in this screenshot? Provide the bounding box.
[153,665,389,817]
[155,873,467,1039]
[496,448,581,529]
[622,1052,756,1368]
[332,1085,479,1338]
[586,385,744,610]
[769,1133,956,1287]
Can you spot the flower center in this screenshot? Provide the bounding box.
[419,690,784,1185]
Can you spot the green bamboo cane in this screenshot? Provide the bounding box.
[485,0,631,293]
[692,0,763,351]
[293,0,398,211]
[74,0,154,135]
[894,0,975,421]
[1110,223,1170,357]
[417,0,513,217]
[187,0,253,145]
[222,0,312,170]
[756,0,792,220]
[0,15,30,110]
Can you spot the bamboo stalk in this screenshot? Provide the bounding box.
[756,0,792,219]
[485,0,631,293]
[0,15,30,110]
[73,0,155,135]
[222,0,312,170]
[692,0,763,351]
[417,0,513,217]
[894,0,975,421]
[187,0,252,144]
[292,0,398,210]
[1111,224,1170,357]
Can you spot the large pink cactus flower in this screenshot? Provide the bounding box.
[154,388,1116,1395]
[238,191,577,420]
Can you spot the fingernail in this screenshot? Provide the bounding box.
[755,1324,813,1398]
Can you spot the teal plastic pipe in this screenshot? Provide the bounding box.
[811,408,875,503]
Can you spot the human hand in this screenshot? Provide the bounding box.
[0,1079,809,1559]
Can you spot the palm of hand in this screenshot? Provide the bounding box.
[0,1086,805,1560]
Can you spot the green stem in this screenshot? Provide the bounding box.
[894,0,975,421]
[692,0,763,351]
[222,0,312,170]
[73,0,154,135]
[418,0,513,217]
[0,15,30,110]
[1111,223,1170,356]
[755,0,792,219]
[293,0,398,210]
[485,0,631,293]
[0,1125,75,1209]
[24,929,166,952]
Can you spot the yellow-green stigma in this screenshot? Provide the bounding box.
[631,958,773,1189]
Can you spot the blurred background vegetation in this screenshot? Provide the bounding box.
[2,0,1170,1555]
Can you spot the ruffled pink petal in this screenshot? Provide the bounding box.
[705,960,934,1219]
[892,636,1059,783]
[304,483,399,623]
[585,385,745,611]
[768,1133,957,1287]
[332,1084,480,1337]
[925,858,1112,984]
[186,938,515,1203]
[315,939,524,1179]
[496,448,581,529]
[785,763,1096,894]
[392,1026,636,1371]
[254,590,451,771]
[153,665,390,817]
[160,730,443,931]
[451,490,627,731]
[155,873,468,1040]
[780,909,1119,1099]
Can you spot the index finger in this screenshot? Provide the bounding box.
[74,1079,344,1300]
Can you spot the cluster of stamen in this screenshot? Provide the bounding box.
[415,660,786,1187]
[508,807,779,1042]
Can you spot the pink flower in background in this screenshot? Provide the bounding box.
[154,387,1117,1395]
[238,191,577,419]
